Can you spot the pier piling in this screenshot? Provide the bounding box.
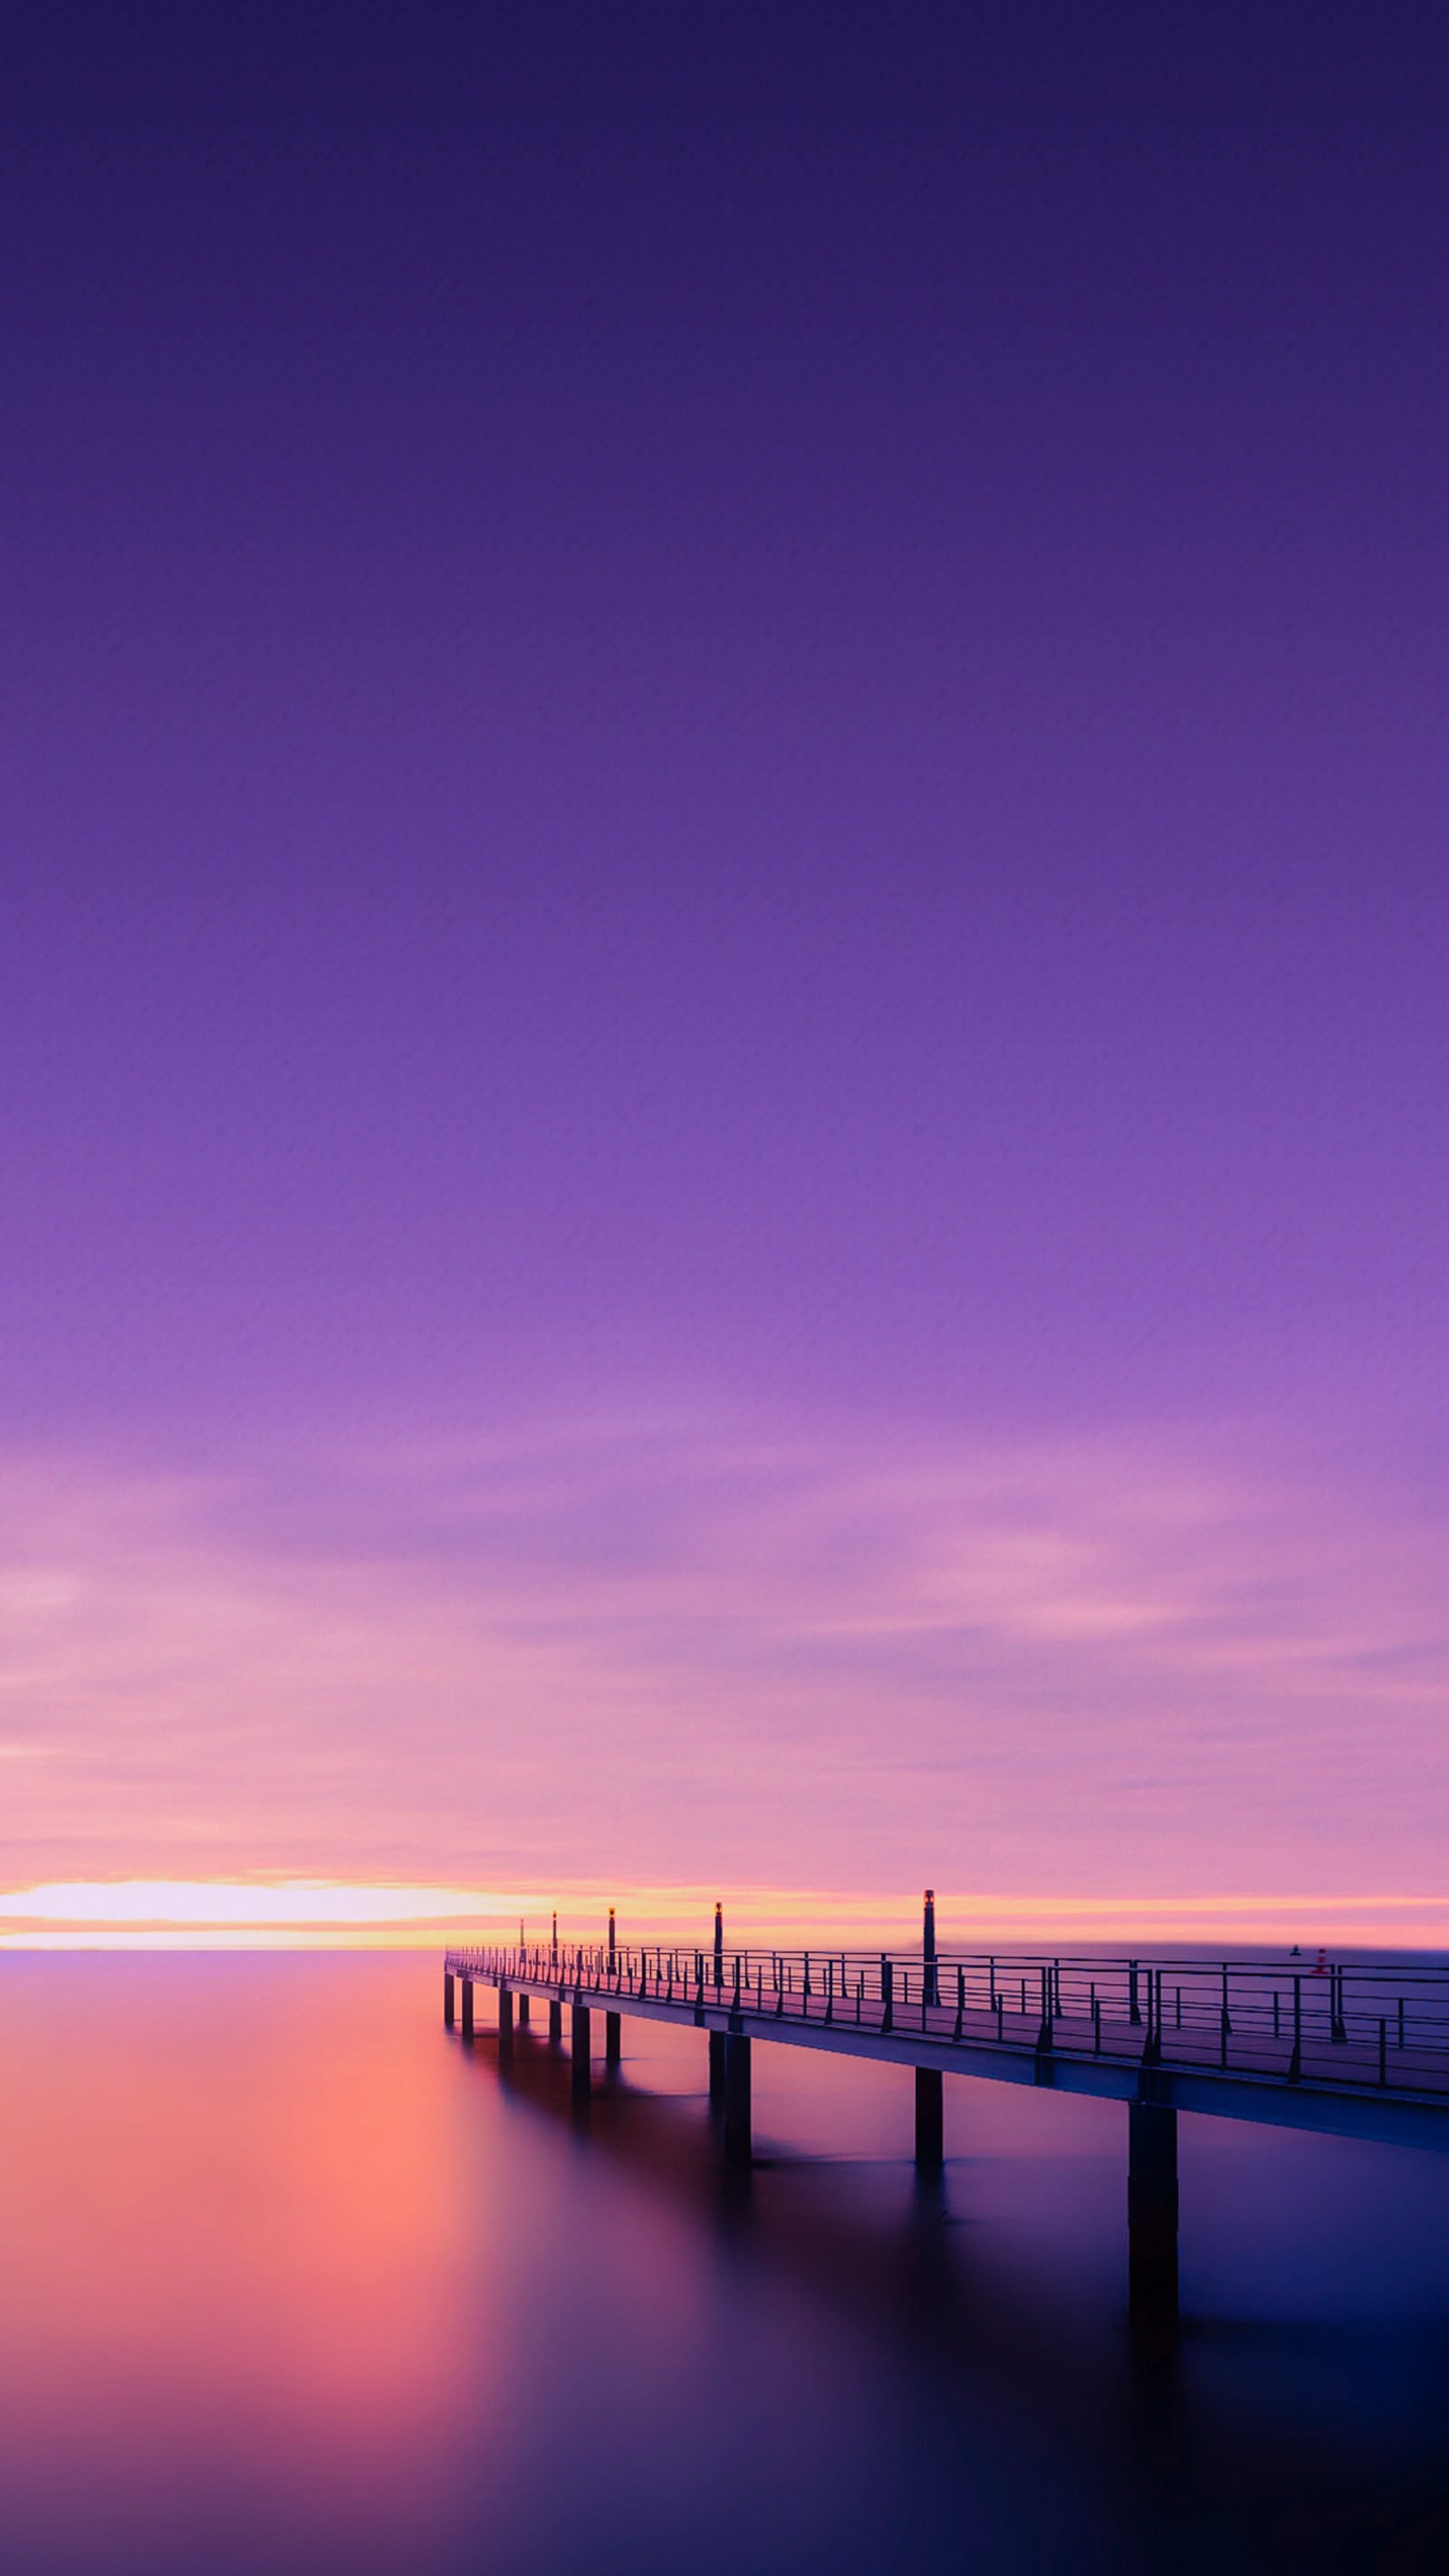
[571,2004,591,2097]
[708,2027,727,2113]
[461,1977,475,2043]
[915,2066,945,2171]
[605,2011,621,2067]
[498,1986,513,2057]
[443,1969,455,2029]
[548,1997,562,2042]
[1128,2101,1178,2341]
[723,2033,752,2166]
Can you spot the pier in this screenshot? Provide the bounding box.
[445,1894,1449,2335]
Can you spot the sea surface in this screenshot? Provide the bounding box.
[3,1952,1449,2573]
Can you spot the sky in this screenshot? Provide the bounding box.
[1,6,1445,1944]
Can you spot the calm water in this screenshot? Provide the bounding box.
[4,1954,1449,2573]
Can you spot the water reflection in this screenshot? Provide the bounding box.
[1,1956,1447,2571]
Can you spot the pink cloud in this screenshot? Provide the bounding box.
[0,1418,1444,1927]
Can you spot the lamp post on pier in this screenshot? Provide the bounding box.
[915,1887,945,2167]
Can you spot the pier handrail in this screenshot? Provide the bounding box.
[444,1938,1449,2104]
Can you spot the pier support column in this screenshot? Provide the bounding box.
[1128,2102,1178,2343]
[915,2066,944,2172]
[517,1993,530,2029]
[571,2004,591,2097]
[444,1970,456,2029]
[461,1978,475,2043]
[498,1986,513,2058]
[723,2034,752,2166]
[548,1998,562,2042]
[708,2028,727,2114]
[604,2011,621,2068]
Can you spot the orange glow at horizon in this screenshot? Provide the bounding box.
[4,1877,1449,1950]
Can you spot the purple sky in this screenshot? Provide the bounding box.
[2,8,1445,1932]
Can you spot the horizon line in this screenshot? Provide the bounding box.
[4,1876,1449,1949]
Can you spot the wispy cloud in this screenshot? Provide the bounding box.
[0,1418,1444,1929]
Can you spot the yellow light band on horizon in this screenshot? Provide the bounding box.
[3,1879,1449,1937]
[0,1880,530,1925]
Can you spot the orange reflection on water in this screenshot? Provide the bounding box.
[0,1956,491,2506]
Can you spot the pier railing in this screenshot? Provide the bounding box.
[444,1941,1449,2103]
